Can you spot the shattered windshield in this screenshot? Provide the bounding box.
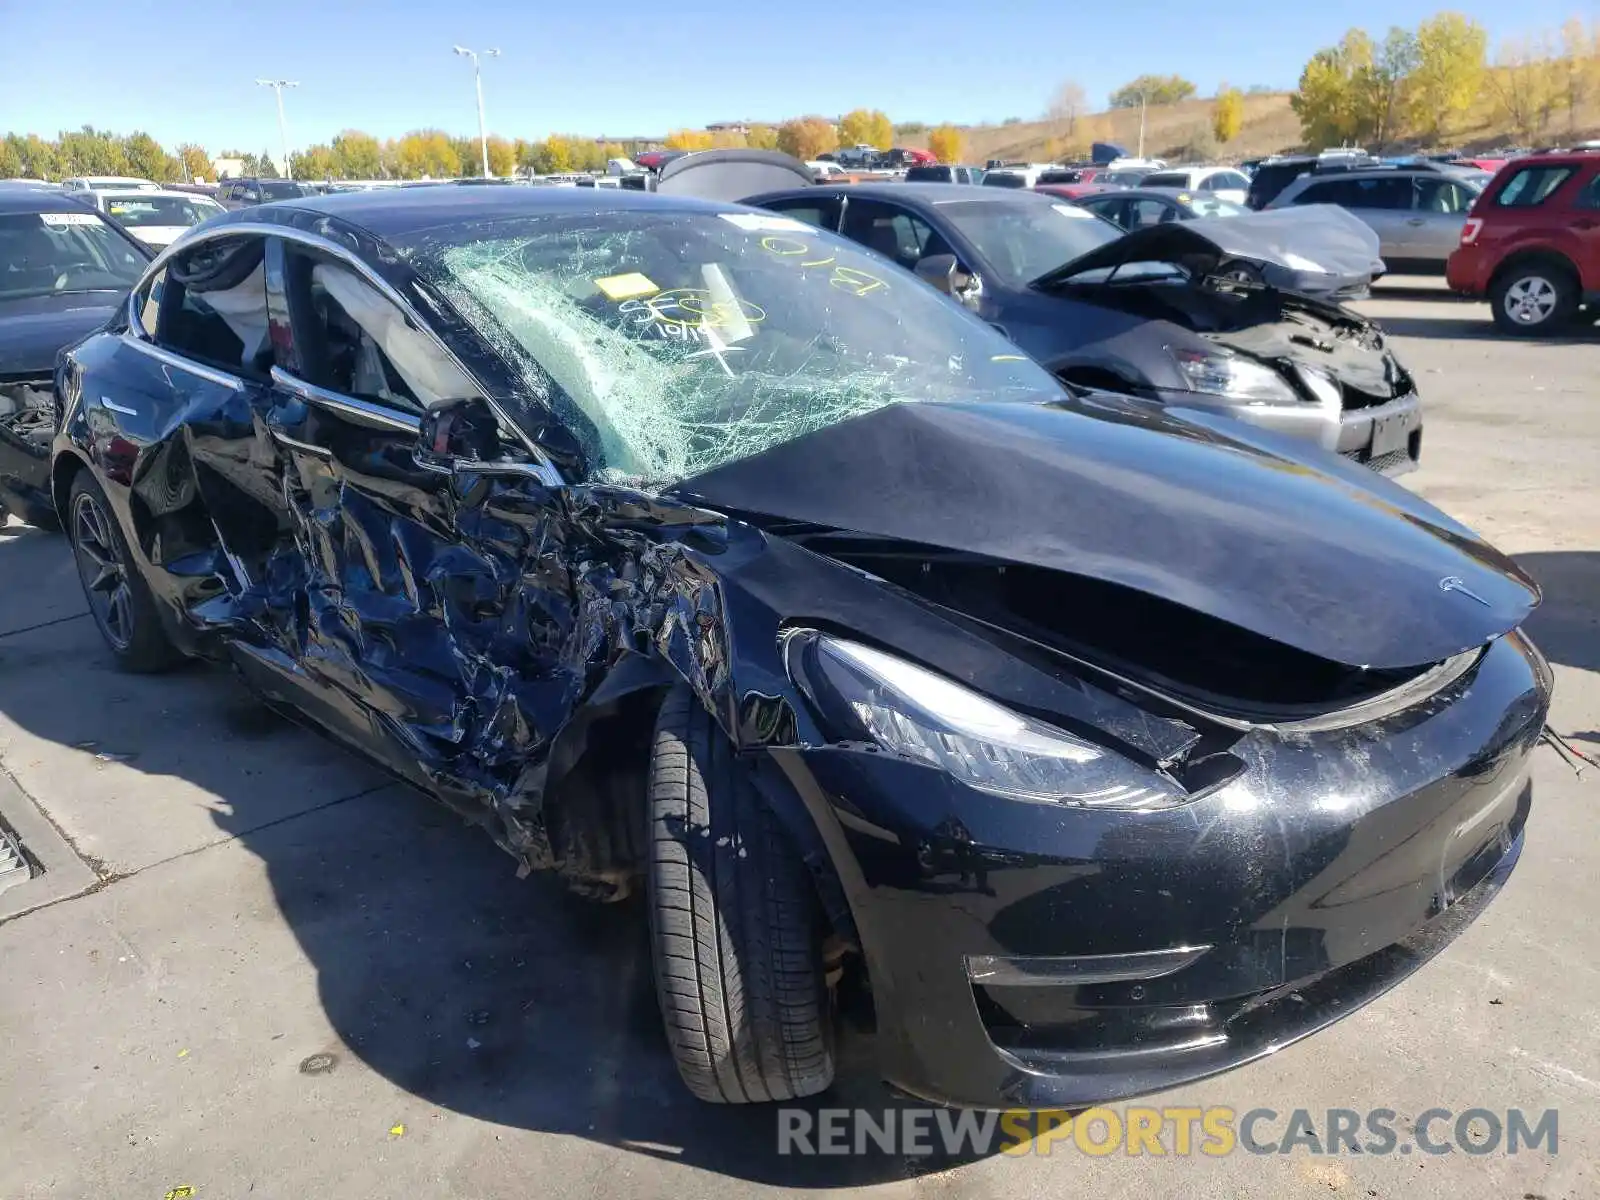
[409,208,1058,486]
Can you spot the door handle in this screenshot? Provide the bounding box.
[1406,217,1426,226]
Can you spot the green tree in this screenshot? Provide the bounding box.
[540,134,579,173]
[775,116,838,161]
[122,132,172,181]
[745,125,780,150]
[1109,74,1197,108]
[1291,29,1378,148]
[1362,27,1419,146]
[484,135,517,177]
[1211,86,1245,143]
[1408,12,1488,143]
[0,137,21,178]
[927,124,965,163]
[837,108,893,149]
[57,126,128,175]
[331,130,382,179]
[290,144,340,180]
[176,143,213,182]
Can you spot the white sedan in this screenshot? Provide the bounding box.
[1136,166,1252,205]
[87,188,227,249]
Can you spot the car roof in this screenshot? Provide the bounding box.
[773,182,1056,208]
[97,187,222,202]
[204,183,762,240]
[0,184,104,215]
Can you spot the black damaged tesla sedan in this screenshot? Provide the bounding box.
[43,184,1549,1110]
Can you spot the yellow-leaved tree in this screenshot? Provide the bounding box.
[837,108,894,149]
[1211,87,1244,143]
[665,129,715,151]
[927,124,964,163]
[776,117,839,161]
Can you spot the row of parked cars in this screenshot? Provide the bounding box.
[0,151,1556,1120]
[899,145,1600,335]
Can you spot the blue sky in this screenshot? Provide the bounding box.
[3,0,1592,152]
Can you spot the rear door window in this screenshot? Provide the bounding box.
[155,237,272,376]
[1578,172,1600,209]
[839,199,947,270]
[1141,172,1189,189]
[1340,177,1412,209]
[1291,179,1353,206]
[754,196,842,232]
[1494,166,1574,207]
[1414,178,1473,213]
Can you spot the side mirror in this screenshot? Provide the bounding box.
[915,254,983,311]
[914,253,961,294]
[415,396,564,486]
[415,396,503,472]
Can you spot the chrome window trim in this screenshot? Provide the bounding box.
[119,334,247,392]
[128,219,561,477]
[270,366,421,435]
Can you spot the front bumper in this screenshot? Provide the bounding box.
[771,631,1548,1110]
[1159,388,1423,476]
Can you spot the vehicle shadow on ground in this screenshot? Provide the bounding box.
[0,523,998,1190]
[1516,551,1600,676]
[205,723,997,1186]
[1369,313,1600,343]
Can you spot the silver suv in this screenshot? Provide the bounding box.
[1266,168,1486,272]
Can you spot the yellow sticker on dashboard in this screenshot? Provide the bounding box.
[595,272,660,300]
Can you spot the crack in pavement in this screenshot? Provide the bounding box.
[0,778,403,926]
[0,611,90,642]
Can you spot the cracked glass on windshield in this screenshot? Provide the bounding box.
[407,209,1058,486]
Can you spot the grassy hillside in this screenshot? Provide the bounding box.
[933,86,1600,165]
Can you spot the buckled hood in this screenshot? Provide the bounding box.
[674,394,1537,674]
[1032,205,1386,298]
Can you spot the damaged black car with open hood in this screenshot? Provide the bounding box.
[744,178,1423,474]
[49,183,1548,1110]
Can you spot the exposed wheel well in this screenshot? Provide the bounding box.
[1490,249,1580,293]
[50,451,88,524]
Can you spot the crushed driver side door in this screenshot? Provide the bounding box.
[251,236,579,853]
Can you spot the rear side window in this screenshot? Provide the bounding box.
[1340,177,1412,209]
[156,238,271,376]
[1292,179,1352,206]
[1141,172,1188,189]
[1579,173,1600,209]
[1494,167,1573,207]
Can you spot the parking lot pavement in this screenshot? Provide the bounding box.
[3,306,1600,1199]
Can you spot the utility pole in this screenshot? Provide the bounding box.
[453,46,502,177]
[255,79,299,179]
[1138,90,1147,159]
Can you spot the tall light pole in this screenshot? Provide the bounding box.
[1137,90,1147,159]
[452,46,502,178]
[255,79,299,179]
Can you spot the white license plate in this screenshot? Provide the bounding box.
[1370,412,1410,459]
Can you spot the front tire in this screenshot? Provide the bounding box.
[68,473,182,673]
[646,687,835,1103]
[1490,263,1578,335]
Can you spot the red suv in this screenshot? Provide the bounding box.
[1446,148,1600,334]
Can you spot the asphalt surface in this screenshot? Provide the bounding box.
[2,280,1598,1199]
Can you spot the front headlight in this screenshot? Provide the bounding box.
[1169,347,1300,404]
[791,634,1187,810]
